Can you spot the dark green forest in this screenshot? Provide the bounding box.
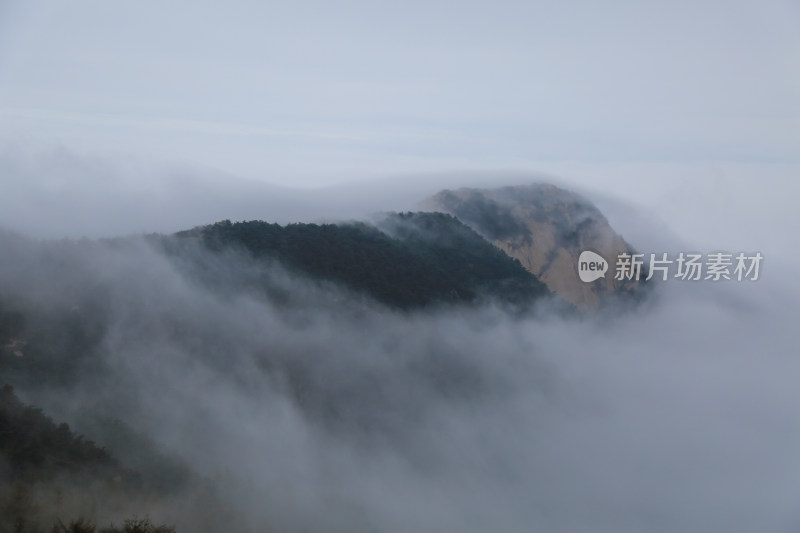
[170,212,550,309]
[0,211,555,531]
[1,212,554,392]
[0,386,180,533]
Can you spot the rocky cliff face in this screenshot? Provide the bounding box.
[427,183,641,307]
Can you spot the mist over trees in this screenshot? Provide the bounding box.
[0,213,559,531]
[0,202,794,533]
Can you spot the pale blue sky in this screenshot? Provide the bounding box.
[1,0,798,186]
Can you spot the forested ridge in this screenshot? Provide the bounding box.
[0,211,554,531]
[172,212,550,309]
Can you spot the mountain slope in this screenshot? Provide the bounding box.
[171,212,551,309]
[427,183,642,306]
[0,213,553,398]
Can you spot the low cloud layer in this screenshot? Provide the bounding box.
[1,195,796,532]
[0,144,568,238]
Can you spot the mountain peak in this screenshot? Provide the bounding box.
[427,183,641,307]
